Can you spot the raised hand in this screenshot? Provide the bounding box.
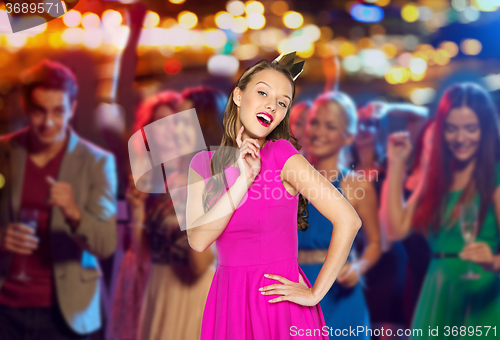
[235,126,262,182]
[387,131,412,166]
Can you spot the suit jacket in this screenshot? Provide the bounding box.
[0,127,118,335]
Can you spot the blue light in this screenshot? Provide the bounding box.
[350,4,384,23]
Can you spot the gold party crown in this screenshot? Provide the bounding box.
[272,51,305,81]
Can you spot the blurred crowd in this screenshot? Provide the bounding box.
[1,6,500,340]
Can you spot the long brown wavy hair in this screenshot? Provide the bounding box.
[202,59,309,231]
[412,83,500,235]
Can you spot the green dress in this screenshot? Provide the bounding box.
[411,166,500,339]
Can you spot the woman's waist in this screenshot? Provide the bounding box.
[297,248,356,264]
[216,237,298,266]
[217,255,298,268]
[298,249,329,265]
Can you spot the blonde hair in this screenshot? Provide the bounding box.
[312,91,358,136]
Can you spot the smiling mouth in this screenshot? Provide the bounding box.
[256,112,273,127]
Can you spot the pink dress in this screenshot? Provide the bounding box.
[189,139,328,339]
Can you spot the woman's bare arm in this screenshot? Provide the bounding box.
[380,160,422,241]
[348,178,381,276]
[186,167,254,253]
[380,132,423,241]
[283,154,362,302]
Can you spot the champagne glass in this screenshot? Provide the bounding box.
[13,208,38,281]
[460,203,480,280]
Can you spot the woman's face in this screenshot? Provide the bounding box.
[234,68,293,140]
[290,105,309,142]
[153,104,175,121]
[306,102,352,158]
[174,99,198,155]
[444,105,481,163]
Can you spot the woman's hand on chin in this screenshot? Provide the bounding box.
[236,126,261,182]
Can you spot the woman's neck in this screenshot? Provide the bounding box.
[451,157,476,190]
[355,144,376,170]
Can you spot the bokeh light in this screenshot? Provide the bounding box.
[143,11,160,29]
[227,1,245,16]
[63,10,82,28]
[62,27,83,45]
[245,1,265,15]
[102,10,122,29]
[401,3,419,22]
[231,16,248,33]
[382,43,398,58]
[178,11,198,29]
[83,28,102,49]
[234,43,259,59]
[82,13,100,30]
[342,55,362,73]
[409,57,427,74]
[164,59,182,74]
[203,29,227,48]
[375,0,391,6]
[439,41,459,57]
[283,11,303,29]
[473,0,500,11]
[215,11,234,30]
[247,13,266,30]
[410,88,436,105]
[461,38,482,55]
[208,54,239,76]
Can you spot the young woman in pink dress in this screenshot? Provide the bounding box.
[185,53,362,339]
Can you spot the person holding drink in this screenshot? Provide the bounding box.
[0,60,118,340]
[381,83,500,339]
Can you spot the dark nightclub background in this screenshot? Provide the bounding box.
[1,0,500,339]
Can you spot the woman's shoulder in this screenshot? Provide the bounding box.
[189,149,215,177]
[268,138,300,170]
[268,138,299,155]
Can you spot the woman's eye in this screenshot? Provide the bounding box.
[445,125,456,133]
[258,91,266,96]
[279,101,287,108]
[467,126,479,133]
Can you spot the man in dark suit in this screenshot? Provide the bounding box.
[0,60,117,340]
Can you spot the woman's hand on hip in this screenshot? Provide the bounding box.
[259,273,319,306]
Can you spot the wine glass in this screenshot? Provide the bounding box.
[13,208,38,281]
[460,203,480,280]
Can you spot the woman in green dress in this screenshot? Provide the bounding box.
[381,82,500,339]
